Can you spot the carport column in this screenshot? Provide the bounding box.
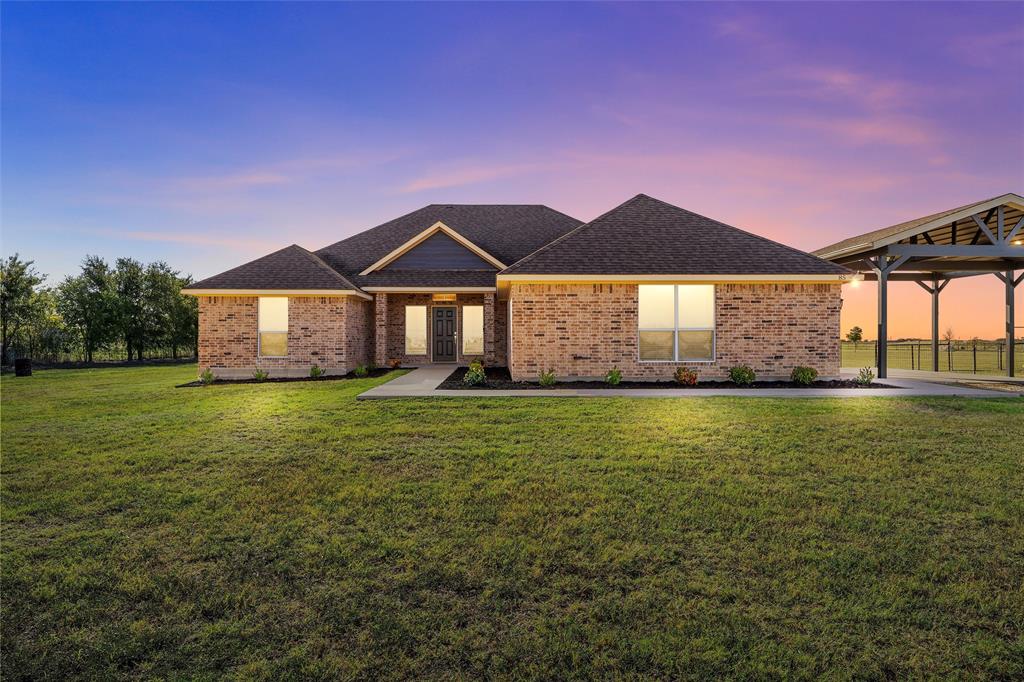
[374,293,388,366]
[877,268,888,378]
[1007,268,1016,378]
[931,275,940,372]
[483,292,496,366]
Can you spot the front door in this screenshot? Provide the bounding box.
[432,306,457,362]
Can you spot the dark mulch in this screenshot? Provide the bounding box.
[2,357,198,373]
[176,367,395,388]
[439,367,897,390]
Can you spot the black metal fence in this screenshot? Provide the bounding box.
[842,340,1024,375]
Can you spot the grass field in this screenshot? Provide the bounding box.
[2,365,1022,679]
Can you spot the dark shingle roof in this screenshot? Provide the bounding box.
[316,204,582,275]
[187,244,361,290]
[502,194,850,275]
[355,270,498,288]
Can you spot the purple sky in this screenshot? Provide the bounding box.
[2,2,1022,338]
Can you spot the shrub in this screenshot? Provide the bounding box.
[605,368,622,386]
[353,365,369,378]
[728,365,756,386]
[538,369,557,387]
[855,367,875,387]
[252,368,269,382]
[388,358,402,369]
[199,368,215,385]
[367,361,378,371]
[463,361,486,386]
[790,366,818,386]
[309,364,325,379]
[673,367,698,386]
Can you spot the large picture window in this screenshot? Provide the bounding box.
[638,285,715,361]
[462,305,483,355]
[258,297,288,357]
[405,305,427,355]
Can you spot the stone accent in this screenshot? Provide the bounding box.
[508,283,841,381]
[197,295,371,378]
[374,293,389,366]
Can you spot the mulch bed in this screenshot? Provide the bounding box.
[439,367,897,390]
[176,367,395,388]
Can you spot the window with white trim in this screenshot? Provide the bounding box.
[405,305,427,355]
[258,297,288,357]
[638,285,715,361]
[462,305,483,355]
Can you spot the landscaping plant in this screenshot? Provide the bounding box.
[673,367,698,386]
[353,365,369,378]
[538,369,557,386]
[388,359,402,369]
[198,368,215,385]
[790,366,818,386]
[463,361,487,386]
[309,365,325,379]
[728,365,756,386]
[604,368,622,386]
[252,368,269,382]
[856,367,875,386]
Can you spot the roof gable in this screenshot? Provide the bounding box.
[362,222,504,274]
[316,204,582,276]
[502,194,849,276]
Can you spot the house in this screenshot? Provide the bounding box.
[183,194,854,380]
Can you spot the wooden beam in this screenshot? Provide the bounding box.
[922,232,935,245]
[887,244,1020,258]
[972,212,998,245]
[1007,215,1024,243]
[998,206,1005,242]
[915,280,935,294]
[950,220,957,245]
[1015,272,1024,287]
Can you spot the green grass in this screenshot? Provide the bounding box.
[2,365,1022,679]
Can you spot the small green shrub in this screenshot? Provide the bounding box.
[790,366,818,386]
[309,365,325,379]
[538,369,557,387]
[673,367,698,386]
[199,369,215,385]
[388,359,402,369]
[856,367,875,387]
[463,361,486,386]
[252,369,269,382]
[728,365,756,386]
[604,368,622,386]
[353,365,369,378]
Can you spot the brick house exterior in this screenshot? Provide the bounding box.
[185,195,853,381]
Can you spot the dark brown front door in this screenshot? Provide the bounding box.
[433,307,456,362]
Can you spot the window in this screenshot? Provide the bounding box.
[258,297,288,357]
[462,305,483,355]
[638,285,715,361]
[405,305,427,354]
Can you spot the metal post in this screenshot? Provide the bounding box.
[931,275,940,372]
[1008,268,1016,378]
[877,268,888,378]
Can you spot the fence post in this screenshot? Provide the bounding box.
[972,340,977,374]
[947,342,952,371]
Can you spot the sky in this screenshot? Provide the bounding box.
[2,1,1022,340]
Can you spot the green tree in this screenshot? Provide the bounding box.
[0,254,46,362]
[21,288,70,362]
[113,257,147,360]
[846,326,863,344]
[168,274,198,358]
[57,256,116,362]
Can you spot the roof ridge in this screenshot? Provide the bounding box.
[637,194,842,269]
[502,194,647,273]
[292,244,363,291]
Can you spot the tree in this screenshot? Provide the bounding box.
[57,256,116,362]
[0,254,45,363]
[168,274,198,358]
[113,257,147,360]
[943,327,955,343]
[846,326,863,344]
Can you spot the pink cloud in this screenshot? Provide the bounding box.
[400,162,555,193]
[790,114,936,147]
[85,227,280,251]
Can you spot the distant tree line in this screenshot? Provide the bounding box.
[0,254,198,365]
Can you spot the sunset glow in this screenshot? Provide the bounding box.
[2,2,1021,339]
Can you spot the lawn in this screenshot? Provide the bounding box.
[2,365,1022,679]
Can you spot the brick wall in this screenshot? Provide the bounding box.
[508,283,841,381]
[197,295,371,378]
[382,293,507,366]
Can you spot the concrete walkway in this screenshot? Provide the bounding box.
[844,367,1024,384]
[358,365,1018,399]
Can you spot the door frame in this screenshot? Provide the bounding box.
[430,304,458,363]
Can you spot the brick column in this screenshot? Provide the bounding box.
[374,293,388,366]
[483,292,496,366]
